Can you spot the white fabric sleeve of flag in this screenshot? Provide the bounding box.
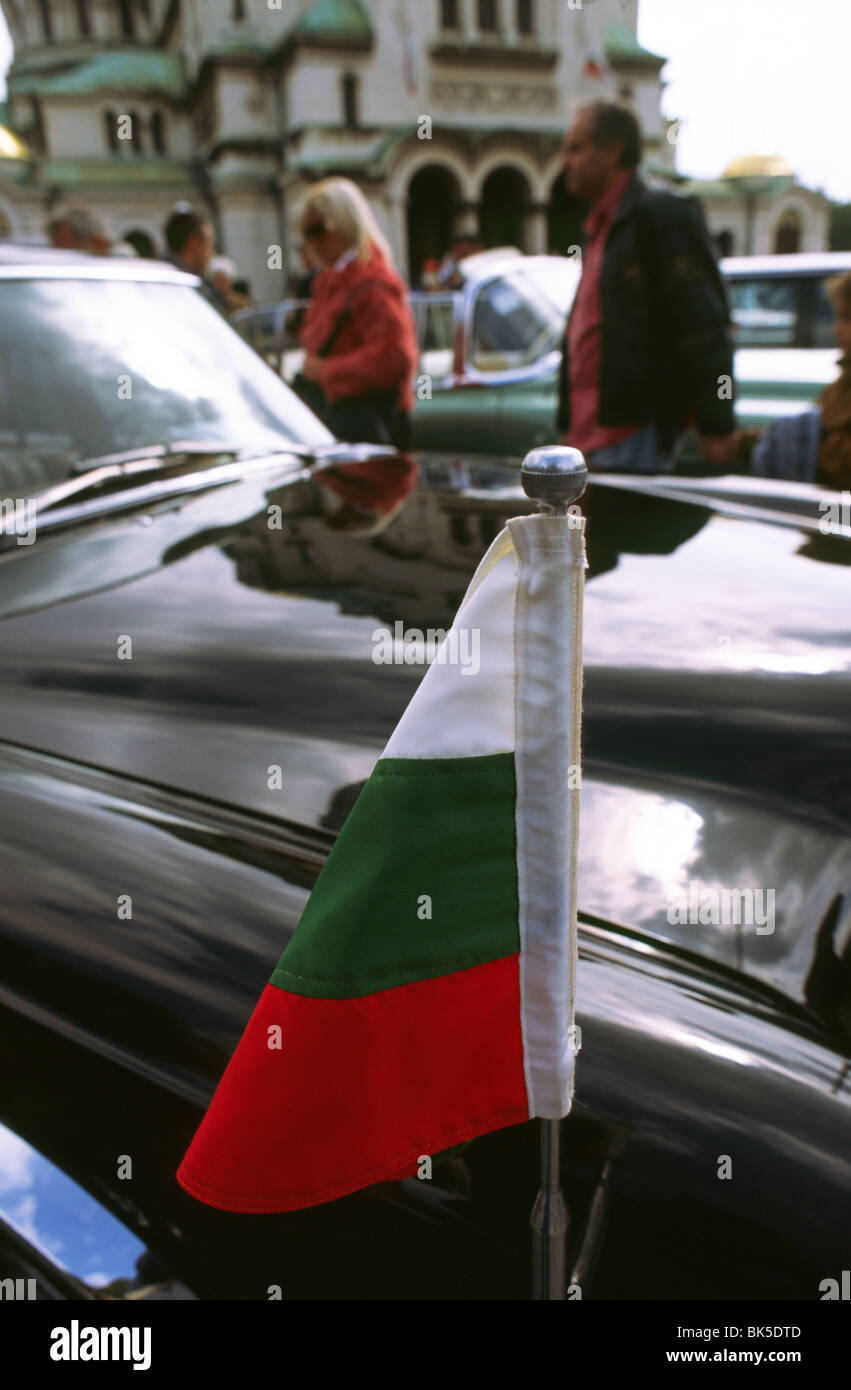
[383,511,587,1121]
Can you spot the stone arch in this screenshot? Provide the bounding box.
[472,146,546,202]
[389,139,476,203]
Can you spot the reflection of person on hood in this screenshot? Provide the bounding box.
[319,455,419,536]
[295,179,419,451]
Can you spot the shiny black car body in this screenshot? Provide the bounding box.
[0,251,849,1301]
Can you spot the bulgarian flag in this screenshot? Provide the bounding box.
[177,509,586,1213]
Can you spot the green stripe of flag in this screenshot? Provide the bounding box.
[271,753,518,998]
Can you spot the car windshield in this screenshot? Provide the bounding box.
[0,276,334,500]
[470,262,579,373]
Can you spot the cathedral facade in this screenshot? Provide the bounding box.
[0,1,827,298]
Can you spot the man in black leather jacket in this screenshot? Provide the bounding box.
[558,103,739,472]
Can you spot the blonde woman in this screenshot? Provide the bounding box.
[294,179,418,449]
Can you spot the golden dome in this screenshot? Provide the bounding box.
[722,153,793,179]
[0,125,30,161]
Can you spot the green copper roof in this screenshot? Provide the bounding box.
[678,179,739,200]
[604,23,666,68]
[10,50,186,98]
[679,174,794,199]
[293,0,372,38]
[41,157,193,187]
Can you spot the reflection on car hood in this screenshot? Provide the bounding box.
[0,456,848,1014]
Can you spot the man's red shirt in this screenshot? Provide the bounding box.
[566,169,648,453]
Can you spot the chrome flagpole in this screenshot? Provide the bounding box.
[520,446,587,1303]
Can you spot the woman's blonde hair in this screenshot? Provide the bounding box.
[298,177,395,266]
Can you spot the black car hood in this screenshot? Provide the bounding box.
[0,455,849,1009]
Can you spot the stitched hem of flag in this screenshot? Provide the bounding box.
[176,1106,529,1213]
[176,956,528,1213]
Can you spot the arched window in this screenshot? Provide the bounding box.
[104,110,119,153]
[516,0,534,36]
[480,166,530,250]
[342,74,359,129]
[440,0,459,28]
[774,209,801,254]
[39,0,54,41]
[75,0,92,37]
[151,111,167,154]
[478,0,498,33]
[406,164,462,286]
[119,0,136,39]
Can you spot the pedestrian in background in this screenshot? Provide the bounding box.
[163,208,230,317]
[47,206,112,255]
[558,101,739,474]
[295,178,418,450]
[437,234,483,289]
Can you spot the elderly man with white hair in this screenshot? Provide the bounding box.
[47,206,112,256]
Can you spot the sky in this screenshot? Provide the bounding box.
[0,0,848,202]
[637,0,851,200]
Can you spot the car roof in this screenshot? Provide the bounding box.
[721,251,851,277]
[0,240,198,286]
[459,249,578,291]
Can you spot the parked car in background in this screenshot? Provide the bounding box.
[723,252,851,428]
[235,250,851,467]
[233,249,580,459]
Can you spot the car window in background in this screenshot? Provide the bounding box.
[0,278,333,500]
[520,259,581,320]
[471,268,573,373]
[235,305,279,365]
[727,277,799,346]
[411,292,455,379]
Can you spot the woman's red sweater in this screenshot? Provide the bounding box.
[300,244,418,411]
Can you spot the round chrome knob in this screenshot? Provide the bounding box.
[521,447,587,513]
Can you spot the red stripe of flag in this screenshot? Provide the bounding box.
[177,954,529,1212]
